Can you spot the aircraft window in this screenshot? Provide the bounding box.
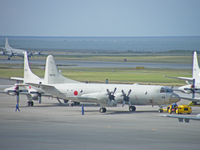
[160,87,173,93]
[166,88,173,93]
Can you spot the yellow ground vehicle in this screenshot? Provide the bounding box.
[175,105,192,114]
[159,105,192,114]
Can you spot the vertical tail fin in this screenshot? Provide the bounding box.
[24,51,42,84]
[44,55,79,84]
[192,51,200,86]
[5,38,11,49]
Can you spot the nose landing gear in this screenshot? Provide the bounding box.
[129,105,136,112]
[99,107,107,113]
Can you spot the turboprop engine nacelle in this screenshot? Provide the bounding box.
[27,85,44,102]
[29,91,40,100]
[4,86,17,96]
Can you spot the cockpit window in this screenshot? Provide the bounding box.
[160,87,165,93]
[160,87,172,93]
[166,88,173,93]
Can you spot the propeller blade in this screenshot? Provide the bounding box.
[107,89,110,94]
[193,79,195,88]
[127,89,132,96]
[192,79,196,99]
[121,90,125,96]
[122,100,125,107]
[113,88,117,94]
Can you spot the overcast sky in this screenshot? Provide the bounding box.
[0,0,200,36]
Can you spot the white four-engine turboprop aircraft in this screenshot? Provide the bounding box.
[0,38,41,60]
[4,52,180,112]
[22,53,179,113]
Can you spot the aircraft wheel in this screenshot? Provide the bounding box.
[27,101,31,107]
[31,101,34,107]
[99,107,106,113]
[158,109,163,113]
[129,106,136,112]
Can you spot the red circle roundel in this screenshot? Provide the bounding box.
[74,91,78,96]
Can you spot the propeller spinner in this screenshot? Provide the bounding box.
[106,88,117,103]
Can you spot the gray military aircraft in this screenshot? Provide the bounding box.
[0,38,41,60]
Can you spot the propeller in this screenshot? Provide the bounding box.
[192,79,195,99]
[121,89,132,106]
[184,79,197,99]
[106,88,117,103]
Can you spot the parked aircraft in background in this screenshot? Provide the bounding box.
[0,38,41,60]
[170,51,200,103]
[3,51,45,106]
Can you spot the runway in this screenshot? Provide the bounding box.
[0,91,200,150]
[0,58,192,69]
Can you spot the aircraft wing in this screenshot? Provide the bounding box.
[161,114,200,123]
[179,96,200,102]
[28,83,103,103]
[66,95,99,103]
[67,93,100,103]
[27,83,66,99]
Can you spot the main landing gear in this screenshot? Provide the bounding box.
[99,107,107,113]
[129,105,136,112]
[27,101,34,107]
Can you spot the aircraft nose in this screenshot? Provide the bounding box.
[169,93,180,103]
[4,87,9,93]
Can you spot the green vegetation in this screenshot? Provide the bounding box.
[0,53,194,86]
[0,66,191,86]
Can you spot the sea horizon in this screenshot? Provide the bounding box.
[0,36,200,52]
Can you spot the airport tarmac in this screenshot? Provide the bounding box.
[0,91,200,150]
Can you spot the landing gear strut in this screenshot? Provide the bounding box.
[27,101,34,107]
[129,105,136,112]
[99,107,106,113]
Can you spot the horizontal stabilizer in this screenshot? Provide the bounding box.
[10,77,24,81]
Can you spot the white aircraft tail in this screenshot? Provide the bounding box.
[192,51,200,86]
[5,38,11,49]
[44,55,79,84]
[24,52,42,84]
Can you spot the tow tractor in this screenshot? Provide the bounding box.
[159,104,192,114]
